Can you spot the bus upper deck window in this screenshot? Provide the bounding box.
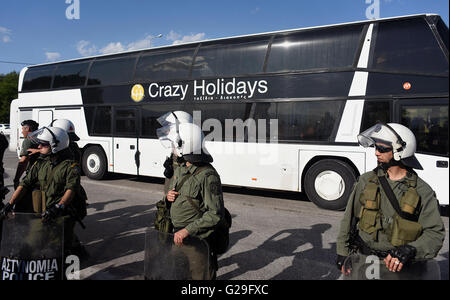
[370,18,448,75]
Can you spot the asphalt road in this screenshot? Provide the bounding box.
[2,149,448,280]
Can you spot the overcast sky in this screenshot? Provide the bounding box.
[0,0,448,74]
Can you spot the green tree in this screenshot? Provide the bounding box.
[0,72,19,123]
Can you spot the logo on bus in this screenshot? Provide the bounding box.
[403,82,412,90]
[131,84,145,102]
[143,78,269,102]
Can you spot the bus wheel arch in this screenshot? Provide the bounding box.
[81,144,108,180]
[302,157,359,211]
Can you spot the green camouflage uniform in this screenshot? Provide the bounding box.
[19,151,82,253]
[169,162,224,239]
[13,139,40,213]
[168,162,224,280]
[337,168,445,259]
[19,155,81,210]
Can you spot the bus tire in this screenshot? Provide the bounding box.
[304,159,356,211]
[82,146,107,180]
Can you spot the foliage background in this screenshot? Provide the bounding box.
[0,72,18,123]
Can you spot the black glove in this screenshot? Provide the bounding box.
[42,204,65,224]
[163,156,174,179]
[0,202,13,220]
[388,245,417,265]
[336,255,347,271]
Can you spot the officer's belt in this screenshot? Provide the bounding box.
[355,235,389,258]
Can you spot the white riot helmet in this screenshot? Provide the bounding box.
[157,111,193,127]
[28,127,70,154]
[51,119,80,141]
[358,123,423,170]
[157,116,212,163]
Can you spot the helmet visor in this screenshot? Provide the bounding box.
[27,128,47,145]
[157,112,176,127]
[357,123,403,150]
[157,124,180,149]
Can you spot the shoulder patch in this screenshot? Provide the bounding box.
[70,163,81,175]
[210,180,223,196]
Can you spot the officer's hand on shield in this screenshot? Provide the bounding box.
[385,245,416,272]
[42,204,65,224]
[384,254,403,272]
[174,228,190,246]
[336,255,352,276]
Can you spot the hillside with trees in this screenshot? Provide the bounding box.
[0,72,19,123]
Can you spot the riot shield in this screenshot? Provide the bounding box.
[342,253,441,280]
[0,213,65,281]
[144,228,210,280]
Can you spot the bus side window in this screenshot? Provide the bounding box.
[22,66,56,91]
[369,18,448,75]
[435,18,449,52]
[266,24,362,73]
[192,38,269,78]
[134,49,195,83]
[94,106,112,135]
[88,56,137,86]
[360,101,390,132]
[254,100,344,142]
[192,103,252,142]
[253,103,277,142]
[84,107,95,135]
[115,107,137,136]
[53,61,90,88]
[400,102,449,157]
[141,104,186,138]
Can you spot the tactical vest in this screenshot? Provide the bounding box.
[358,170,423,246]
[30,160,87,219]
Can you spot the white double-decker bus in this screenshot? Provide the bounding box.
[10,14,448,210]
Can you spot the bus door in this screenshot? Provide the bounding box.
[113,106,139,175]
[396,98,449,205]
[38,110,54,128]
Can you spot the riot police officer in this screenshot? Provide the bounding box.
[157,111,194,194]
[13,120,39,190]
[0,132,9,201]
[1,126,86,255]
[157,116,226,280]
[336,123,445,278]
[50,119,82,165]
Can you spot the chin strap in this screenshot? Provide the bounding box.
[380,159,401,171]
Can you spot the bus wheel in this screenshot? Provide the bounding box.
[304,159,356,211]
[82,146,107,180]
